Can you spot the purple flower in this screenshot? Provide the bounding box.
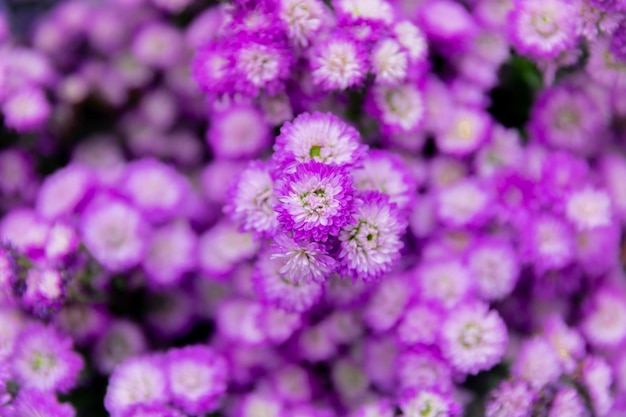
[276,161,355,241]
[11,323,84,393]
[441,302,508,375]
[132,22,184,69]
[270,233,338,284]
[486,380,534,417]
[338,191,406,281]
[310,34,367,91]
[400,388,460,417]
[167,345,228,415]
[364,274,411,332]
[2,87,51,132]
[6,389,75,417]
[279,0,327,47]
[36,164,95,221]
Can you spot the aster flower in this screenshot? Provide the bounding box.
[485,380,534,417]
[11,323,83,393]
[549,387,586,417]
[565,187,612,230]
[215,298,266,345]
[191,41,233,95]
[331,357,370,402]
[132,23,183,69]
[363,274,411,332]
[521,213,575,271]
[437,106,492,156]
[393,21,429,69]
[276,161,355,241]
[297,323,338,362]
[274,112,365,170]
[513,336,562,391]
[581,356,613,416]
[352,150,416,212]
[350,399,394,417]
[270,233,338,284]
[167,345,228,415]
[370,82,425,133]
[271,364,312,405]
[400,388,459,417]
[232,36,292,96]
[334,0,395,26]
[581,288,626,348]
[508,0,578,59]
[467,240,519,301]
[279,0,326,47]
[22,265,65,313]
[310,34,367,91]
[36,164,94,221]
[419,0,477,51]
[81,196,148,272]
[371,38,409,85]
[542,314,585,373]
[398,303,443,346]
[338,191,406,281]
[45,222,79,261]
[207,103,271,160]
[253,251,324,312]
[2,87,51,132]
[441,302,508,375]
[259,305,302,344]
[436,179,491,227]
[0,308,24,361]
[6,389,75,417]
[104,354,170,416]
[198,221,259,278]
[398,347,453,393]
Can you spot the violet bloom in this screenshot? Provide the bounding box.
[513,336,562,391]
[485,380,534,417]
[441,302,508,375]
[81,196,148,272]
[339,191,406,281]
[279,0,326,47]
[274,112,365,170]
[207,104,271,160]
[11,323,84,393]
[132,22,184,69]
[310,34,367,91]
[167,345,228,415]
[370,82,425,133]
[2,87,51,132]
[36,164,95,221]
[276,161,355,242]
[400,388,460,417]
[270,233,338,284]
[253,251,324,312]
[6,389,75,417]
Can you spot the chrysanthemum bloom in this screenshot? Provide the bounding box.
[198,221,258,278]
[36,164,95,220]
[132,22,183,69]
[398,347,453,393]
[0,209,49,256]
[586,38,626,88]
[575,223,620,275]
[581,288,626,348]
[393,21,429,71]
[437,107,492,155]
[0,308,24,360]
[215,298,266,345]
[143,220,197,288]
[253,251,324,312]
[0,148,37,205]
[436,180,491,228]
[419,0,477,51]
[581,356,613,416]
[192,41,233,95]
[45,222,79,261]
[6,389,75,417]
[323,310,363,345]
[350,399,394,417]
[259,305,302,345]
[81,196,148,272]
[542,315,585,373]
[22,265,65,312]
[400,389,459,417]
[207,104,271,160]
[225,161,279,237]
[238,393,284,417]
[232,36,292,96]
[364,274,411,332]
[331,357,370,402]
[279,0,326,47]
[371,82,425,133]
[338,191,406,281]
[310,35,367,91]
[119,404,183,417]
[105,354,170,416]
[270,233,338,284]
[352,151,415,212]
[467,240,519,301]
[522,213,574,271]
[93,319,147,375]
[334,0,395,26]
[271,364,312,405]
[362,336,398,391]
[529,85,605,156]
[2,87,51,132]
[297,323,338,362]
[11,323,83,392]
[508,0,578,59]
[485,380,534,417]
[548,387,586,417]
[441,302,508,375]
[371,38,409,85]
[120,159,188,224]
[398,303,443,346]
[274,112,365,170]
[136,89,178,131]
[276,161,355,242]
[565,188,612,230]
[512,336,562,391]
[167,345,228,415]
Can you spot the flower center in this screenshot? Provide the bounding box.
[460,323,482,348]
[532,13,559,38]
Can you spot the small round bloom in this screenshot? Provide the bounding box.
[7,389,75,417]
[398,303,443,346]
[11,323,83,393]
[581,288,626,348]
[270,233,338,284]
[581,356,613,416]
[441,302,508,375]
[0,209,49,255]
[331,357,370,402]
[81,196,148,272]
[132,23,183,69]
[338,191,406,281]
[142,220,198,288]
[276,161,355,241]
[542,315,585,373]
[401,389,459,417]
[120,159,188,224]
[437,107,492,155]
[393,21,429,68]
[512,336,562,390]
[398,347,453,393]
[167,345,228,415]
[225,161,279,236]
[419,0,477,50]
[467,240,519,301]
[310,35,367,90]
[549,387,586,417]
[565,188,612,230]
[586,38,626,89]
[522,213,574,271]
[352,151,415,212]
[198,222,259,278]
[371,82,425,132]
[105,354,170,416]
[207,104,271,160]
[274,112,365,169]
[2,88,51,132]
[364,274,411,332]
[253,251,324,312]
[334,0,395,26]
[22,265,65,312]
[94,320,147,375]
[436,180,491,227]
[45,222,79,261]
[508,0,578,59]
[233,37,292,95]
[371,38,409,85]
[36,164,95,220]
[485,380,534,417]
[279,0,326,47]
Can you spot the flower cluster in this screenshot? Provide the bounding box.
[2,0,626,416]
